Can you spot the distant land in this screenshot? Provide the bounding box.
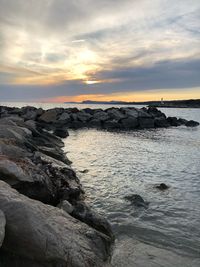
[64,99,200,108]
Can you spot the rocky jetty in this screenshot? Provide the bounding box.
[0,105,199,266]
[0,112,113,267]
[0,106,198,132]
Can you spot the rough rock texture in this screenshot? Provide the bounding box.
[0,181,111,267]
[0,210,6,248]
[0,113,113,266]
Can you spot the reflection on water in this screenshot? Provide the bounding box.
[63,108,200,267]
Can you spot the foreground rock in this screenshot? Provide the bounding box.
[0,181,111,267]
[0,116,113,266]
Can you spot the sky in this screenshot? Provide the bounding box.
[0,0,200,102]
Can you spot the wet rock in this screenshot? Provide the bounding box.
[53,127,69,138]
[0,181,112,267]
[185,120,199,127]
[106,108,126,120]
[72,201,114,239]
[124,194,148,207]
[177,118,188,125]
[156,183,169,190]
[0,209,6,247]
[88,119,102,128]
[120,107,138,118]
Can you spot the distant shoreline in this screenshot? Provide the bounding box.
[64,99,200,108]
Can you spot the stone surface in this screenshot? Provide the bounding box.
[185,120,199,127]
[124,194,149,208]
[0,210,6,248]
[0,181,111,267]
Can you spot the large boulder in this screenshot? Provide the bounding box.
[103,120,121,130]
[0,155,55,204]
[106,108,126,120]
[76,111,92,122]
[154,117,170,128]
[0,210,6,248]
[139,117,155,128]
[38,109,60,123]
[0,181,112,267]
[58,112,71,123]
[93,111,109,122]
[120,117,138,129]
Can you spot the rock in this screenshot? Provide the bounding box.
[0,156,55,204]
[77,111,92,122]
[53,128,69,138]
[106,108,126,120]
[120,117,138,129]
[103,120,121,130]
[38,109,58,123]
[177,118,188,125]
[58,200,74,214]
[185,120,199,127]
[147,107,166,118]
[58,112,71,123]
[38,146,70,165]
[167,117,181,127]
[80,169,89,174]
[156,183,169,190]
[93,111,109,122]
[124,194,148,207]
[139,117,155,128]
[0,209,6,248]
[0,181,112,267]
[120,107,138,118]
[88,119,102,128]
[154,117,170,128]
[72,201,114,239]
[69,121,86,129]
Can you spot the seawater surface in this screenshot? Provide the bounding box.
[2,102,200,266]
[63,107,200,267]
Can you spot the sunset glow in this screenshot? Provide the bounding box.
[0,0,200,102]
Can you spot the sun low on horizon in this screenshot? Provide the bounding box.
[0,0,200,102]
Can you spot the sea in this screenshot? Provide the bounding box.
[1,102,200,267]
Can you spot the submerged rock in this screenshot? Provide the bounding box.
[124,194,149,208]
[156,183,169,190]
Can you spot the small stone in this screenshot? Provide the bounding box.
[156,183,169,190]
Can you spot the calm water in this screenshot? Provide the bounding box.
[2,102,200,266]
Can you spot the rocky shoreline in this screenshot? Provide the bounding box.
[0,105,199,267]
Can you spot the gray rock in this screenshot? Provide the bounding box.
[0,181,112,267]
[38,109,58,123]
[121,117,138,129]
[88,119,102,128]
[72,201,114,240]
[106,108,126,120]
[185,120,199,127]
[121,108,138,118]
[53,128,69,138]
[58,200,74,214]
[58,112,71,122]
[167,117,181,127]
[0,156,55,204]
[139,117,155,128]
[93,111,109,122]
[0,209,6,248]
[77,111,92,122]
[103,120,121,130]
[154,117,170,128]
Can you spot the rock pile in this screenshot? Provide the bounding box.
[0,114,113,267]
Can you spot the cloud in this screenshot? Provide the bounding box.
[0,0,200,101]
